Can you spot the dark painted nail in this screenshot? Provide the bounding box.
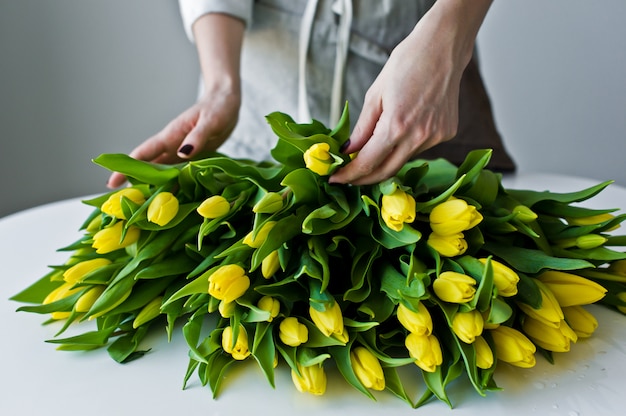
[340,139,351,152]
[178,144,194,155]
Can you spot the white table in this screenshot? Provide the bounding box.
[2,173,626,416]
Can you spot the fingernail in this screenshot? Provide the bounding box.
[178,144,194,155]
[340,140,351,152]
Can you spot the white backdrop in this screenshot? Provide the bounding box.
[1,0,625,218]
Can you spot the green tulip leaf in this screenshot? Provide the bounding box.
[483,242,594,273]
[507,180,613,207]
[93,153,180,185]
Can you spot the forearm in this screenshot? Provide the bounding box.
[192,13,245,97]
[408,0,493,71]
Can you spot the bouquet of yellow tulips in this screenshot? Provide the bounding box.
[12,104,626,408]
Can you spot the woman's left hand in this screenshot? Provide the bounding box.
[329,0,492,186]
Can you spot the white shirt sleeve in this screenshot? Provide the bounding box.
[178,0,254,42]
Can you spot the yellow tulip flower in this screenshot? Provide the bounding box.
[432,271,476,303]
[396,302,432,335]
[478,258,519,297]
[101,188,145,219]
[207,264,250,303]
[222,325,251,360]
[350,346,385,391]
[92,222,140,254]
[291,362,327,395]
[517,280,564,328]
[562,305,598,338]
[63,258,112,284]
[309,300,348,343]
[243,221,276,248]
[257,295,280,322]
[303,143,334,176]
[490,326,536,368]
[381,188,416,232]
[279,317,309,347]
[147,192,179,226]
[197,195,230,219]
[452,310,484,344]
[429,197,482,236]
[474,335,494,369]
[405,333,443,373]
[522,317,577,353]
[427,232,468,257]
[537,270,607,307]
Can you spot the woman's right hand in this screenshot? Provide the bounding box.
[106,89,240,189]
[107,12,245,189]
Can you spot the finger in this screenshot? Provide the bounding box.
[343,93,382,154]
[176,112,235,160]
[330,123,395,184]
[346,143,413,185]
[107,172,127,189]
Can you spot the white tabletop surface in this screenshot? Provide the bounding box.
[2,173,626,416]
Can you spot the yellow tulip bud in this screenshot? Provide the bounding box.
[452,310,484,344]
[512,205,538,223]
[101,188,145,219]
[566,213,615,226]
[350,346,385,391]
[427,232,468,257]
[207,264,250,303]
[309,300,348,343]
[432,271,476,303]
[303,142,334,176]
[562,305,598,338]
[381,188,416,232]
[243,221,276,248]
[261,250,280,279]
[490,326,536,368]
[85,215,103,233]
[537,271,607,307]
[517,280,564,328]
[74,285,105,313]
[474,335,494,369]
[429,198,483,236]
[405,333,443,373]
[43,282,82,306]
[132,296,163,329]
[576,234,608,249]
[279,317,309,347]
[63,258,112,284]
[88,287,132,320]
[92,222,140,254]
[222,325,251,360]
[147,192,179,226]
[522,318,577,352]
[253,192,283,214]
[257,296,280,322]
[218,300,236,318]
[396,302,432,335]
[291,363,327,395]
[197,195,230,219]
[478,258,519,297]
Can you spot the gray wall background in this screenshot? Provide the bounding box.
[1,0,625,218]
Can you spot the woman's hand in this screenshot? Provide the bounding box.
[107,89,240,188]
[107,12,245,188]
[330,0,492,186]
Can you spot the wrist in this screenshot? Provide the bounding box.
[414,0,492,70]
